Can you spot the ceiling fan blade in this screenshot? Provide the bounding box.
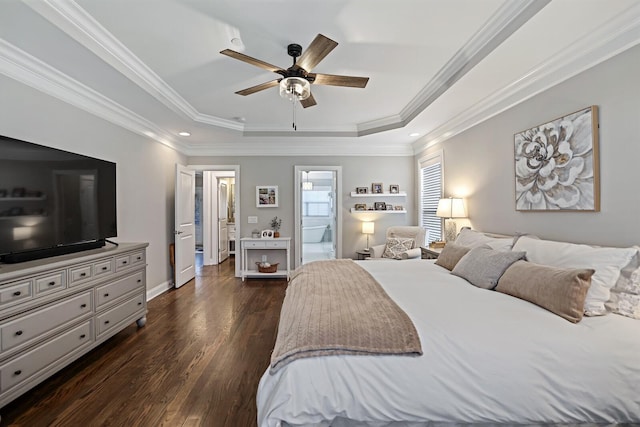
[220,49,283,73]
[235,79,280,96]
[295,34,338,72]
[300,93,317,108]
[309,73,369,88]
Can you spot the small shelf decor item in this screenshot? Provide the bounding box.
[514,106,599,211]
[354,203,367,211]
[356,187,368,194]
[374,201,386,210]
[371,183,383,194]
[256,261,279,273]
[389,185,399,194]
[270,216,282,237]
[256,185,278,207]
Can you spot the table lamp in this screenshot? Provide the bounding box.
[436,197,467,242]
[362,221,375,251]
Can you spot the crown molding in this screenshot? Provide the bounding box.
[0,39,187,153]
[412,2,640,155]
[182,139,414,157]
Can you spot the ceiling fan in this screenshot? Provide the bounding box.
[220,34,369,108]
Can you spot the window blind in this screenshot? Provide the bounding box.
[420,159,442,241]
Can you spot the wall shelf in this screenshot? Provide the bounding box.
[0,197,46,201]
[350,191,406,198]
[350,208,406,214]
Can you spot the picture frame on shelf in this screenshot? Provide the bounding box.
[256,185,278,208]
[374,201,386,210]
[389,184,399,194]
[355,187,368,194]
[371,183,383,194]
[394,205,404,211]
[354,203,367,211]
[385,204,393,210]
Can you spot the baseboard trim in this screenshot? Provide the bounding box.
[147,280,173,301]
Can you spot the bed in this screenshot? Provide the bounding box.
[257,232,640,426]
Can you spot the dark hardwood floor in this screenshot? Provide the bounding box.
[1,255,288,427]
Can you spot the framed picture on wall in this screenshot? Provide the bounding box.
[256,185,278,207]
[356,187,368,194]
[514,106,599,211]
[371,183,383,194]
[374,201,386,210]
[389,185,399,194]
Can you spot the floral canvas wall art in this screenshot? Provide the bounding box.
[514,106,599,211]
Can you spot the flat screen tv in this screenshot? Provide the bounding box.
[0,134,117,263]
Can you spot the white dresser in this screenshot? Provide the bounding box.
[240,237,290,281]
[0,242,148,409]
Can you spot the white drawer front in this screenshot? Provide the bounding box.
[96,294,144,336]
[0,280,32,307]
[1,291,92,352]
[34,271,66,295]
[0,321,92,392]
[114,255,132,272]
[130,251,145,267]
[94,259,113,277]
[266,240,287,249]
[69,264,92,286]
[95,271,144,307]
[244,241,266,249]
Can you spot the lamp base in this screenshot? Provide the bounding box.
[443,219,458,242]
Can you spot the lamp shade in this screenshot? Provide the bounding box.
[361,221,375,235]
[436,197,467,218]
[279,77,311,101]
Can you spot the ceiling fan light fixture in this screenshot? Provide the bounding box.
[279,76,310,101]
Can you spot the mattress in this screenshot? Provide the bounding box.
[257,259,640,426]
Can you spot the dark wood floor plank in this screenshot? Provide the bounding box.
[1,257,287,426]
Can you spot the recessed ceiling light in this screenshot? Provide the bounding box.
[178,131,191,137]
[409,132,420,137]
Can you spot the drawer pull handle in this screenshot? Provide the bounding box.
[80,334,86,339]
[104,293,110,297]
[102,266,108,271]
[104,320,110,324]
[15,330,23,336]
[123,261,128,264]
[13,291,21,296]
[81,303,87,308]
[138,302,142,306]
[137,279,141,283]
[137,256,141,260]
[14,370,22,376]
[48,281,56,286]
[80,272,87,277]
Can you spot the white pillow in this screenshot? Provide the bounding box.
[512,236,638,316]
[454,228,514,252]
[606,247,640,319]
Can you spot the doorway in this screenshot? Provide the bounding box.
[294,166,342,267]
[189,165,240,278]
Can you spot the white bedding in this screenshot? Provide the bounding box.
[257,259,640,426]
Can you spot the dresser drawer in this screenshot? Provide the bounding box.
[1,291,92,352]
[68,264,92,286]
[0,280,32,307]
[0,320,92,393]
[265,240,287,249]
[114,255,132,272]
[244,241,266,249]
[93,259,113,277]
[95,271,144,308]
[130,251,145,267]
[34,271,66,295]
[96,293,144,337]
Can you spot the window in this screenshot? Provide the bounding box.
[419,152,443,242]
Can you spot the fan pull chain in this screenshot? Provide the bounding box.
[292,99,297,131]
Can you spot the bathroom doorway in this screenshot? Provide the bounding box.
[294,166,342,267]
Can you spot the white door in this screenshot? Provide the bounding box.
[218,180,229,262]
[174,164,196,288]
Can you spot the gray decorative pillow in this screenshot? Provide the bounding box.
[451,247,526,290]
[496,261,594,323]
[434,243,471,271]
[382,237,415,260]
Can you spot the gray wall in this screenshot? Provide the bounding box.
[188,155,416,259]
[416,45,640,247]
[0,74,185,290]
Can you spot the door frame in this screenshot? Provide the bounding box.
[294,165,342,268]
[190,164,241,278]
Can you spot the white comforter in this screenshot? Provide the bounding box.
[257,260,640,426]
